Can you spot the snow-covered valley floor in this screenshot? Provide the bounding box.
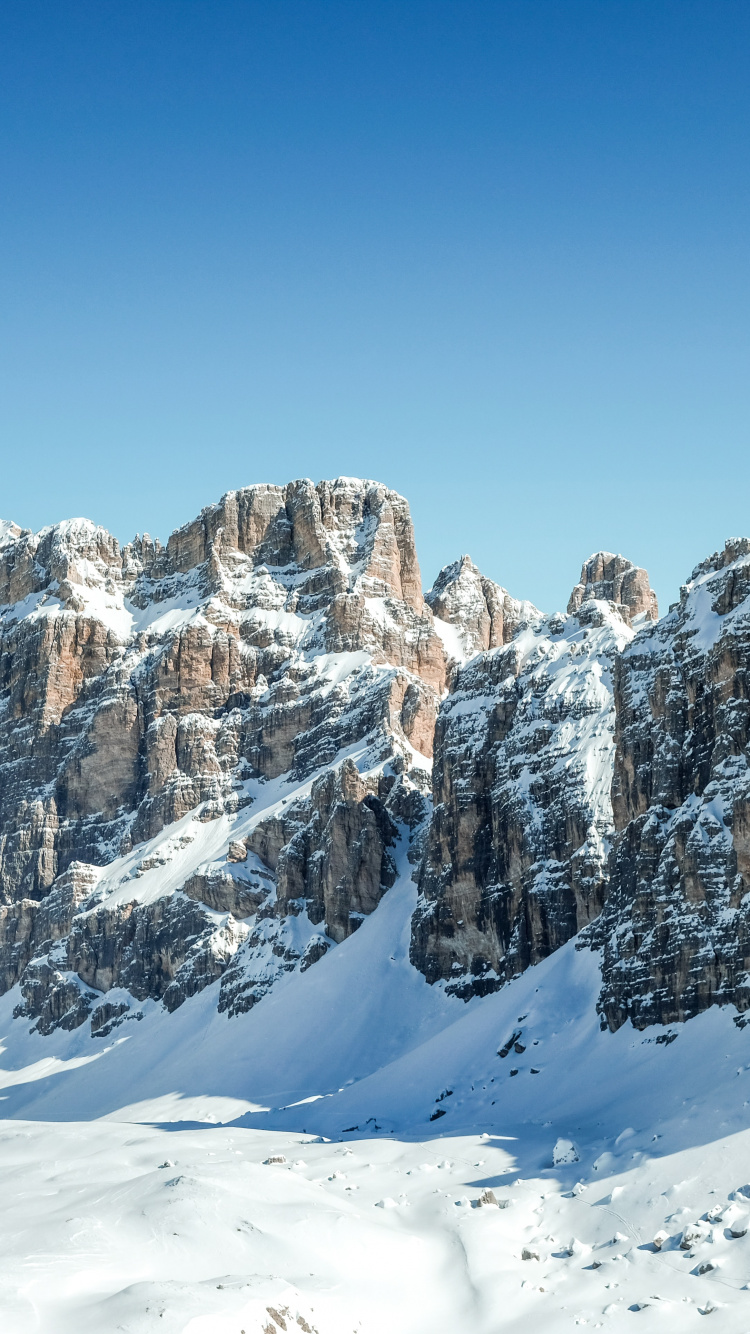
[2,875,750,1331]
[3,1111,750,1333]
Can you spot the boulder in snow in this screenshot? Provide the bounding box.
[476,1189,498,1207]
[553,1138,579,1166]
[680,1222,707,1250]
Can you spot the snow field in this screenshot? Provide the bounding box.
[2,1118,750,1332]
[3,882,750,1331]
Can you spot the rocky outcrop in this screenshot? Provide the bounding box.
[587,538,750,1030]
[0,479,445,903]
[0,861,101,996]
[14,479,750,1047]
[426,555,540,665]
[246,759,398,944]
[219,759,428,1016]
[412,555,657,998]
[9,869,249,1033]
[0,479,442,1032]
[568,552,658,625]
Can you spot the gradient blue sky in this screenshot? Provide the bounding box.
[1,1,748,613]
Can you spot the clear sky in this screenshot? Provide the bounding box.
[1,1,748,614]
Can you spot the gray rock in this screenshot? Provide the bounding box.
[411,560,653,997]
[586,538,750,1030]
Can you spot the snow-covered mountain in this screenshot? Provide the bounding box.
[590,537,750,1030]
[1,481,750,1332]
[0,479,444,1030]
[412,552,656,997]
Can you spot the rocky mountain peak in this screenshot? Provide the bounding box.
[411,553,642,999]
[0,477,447,913]
[0,520,22,550]
[4,478,750,1059]
[426,554,540,663]
[567,551,658,625]
[155,476,425,611]
[686,535,750,583]
[0,517,123,611]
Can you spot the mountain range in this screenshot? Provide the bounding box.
[1,478,749,1332]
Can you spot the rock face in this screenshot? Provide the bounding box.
[426,555,540,667]
[218,760,428,1017]
[568,552,659,626]
[0,479,444,902]
[1,857,251,1033]
[245,759,399,945]
[588,538,750,1030]
[0,479,442,1031]
[7,480,750,1046]
[412,554,657,998]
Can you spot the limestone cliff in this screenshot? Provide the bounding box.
[586,538,750,1030]
[0,479,441,1031]
[411,554,657,998]
[426,555,540,667]
[0,478,444,901]
[568,551,659,625]
[6,482,750,1046]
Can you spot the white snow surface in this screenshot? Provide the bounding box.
[2,843,750,1330]
[431,613,470,666]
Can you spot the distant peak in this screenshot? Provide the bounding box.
[567,551,658,624]
[427,555,540,659]
[0,519,22,550]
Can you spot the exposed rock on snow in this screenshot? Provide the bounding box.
[552,1137,579,1165]
[12,885,248,1032]
[0,479,445,903]
[4,477,750,1055]
[475,1187,498,1206]
[218,761,428,1018]
[245,758,399,945]
[567,551,659,625]
[5,495,750,1333]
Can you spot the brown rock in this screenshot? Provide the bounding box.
[567,551,658,624]
[427,555,540,658]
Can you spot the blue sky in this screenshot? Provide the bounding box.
[1,0,748,613]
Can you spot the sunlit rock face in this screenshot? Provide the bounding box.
[5,483,750,1047]
[587,539,750,1030]
[0,478,445,902]
[426,554,541,669]
[567,551,659,626]
[0,479,442,1031]
[412,554,657,999]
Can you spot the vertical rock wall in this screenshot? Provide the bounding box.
[589,539,750,1029]
[412,555,656,998]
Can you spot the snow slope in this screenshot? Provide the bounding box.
[2,854,750,1330]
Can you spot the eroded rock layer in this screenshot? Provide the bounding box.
[426,555,540,668]
[7,479,750,1045]
[0,479,443,1031]
[587,539,750,1030]
[412,555,657,998]
[0,478,444,901]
